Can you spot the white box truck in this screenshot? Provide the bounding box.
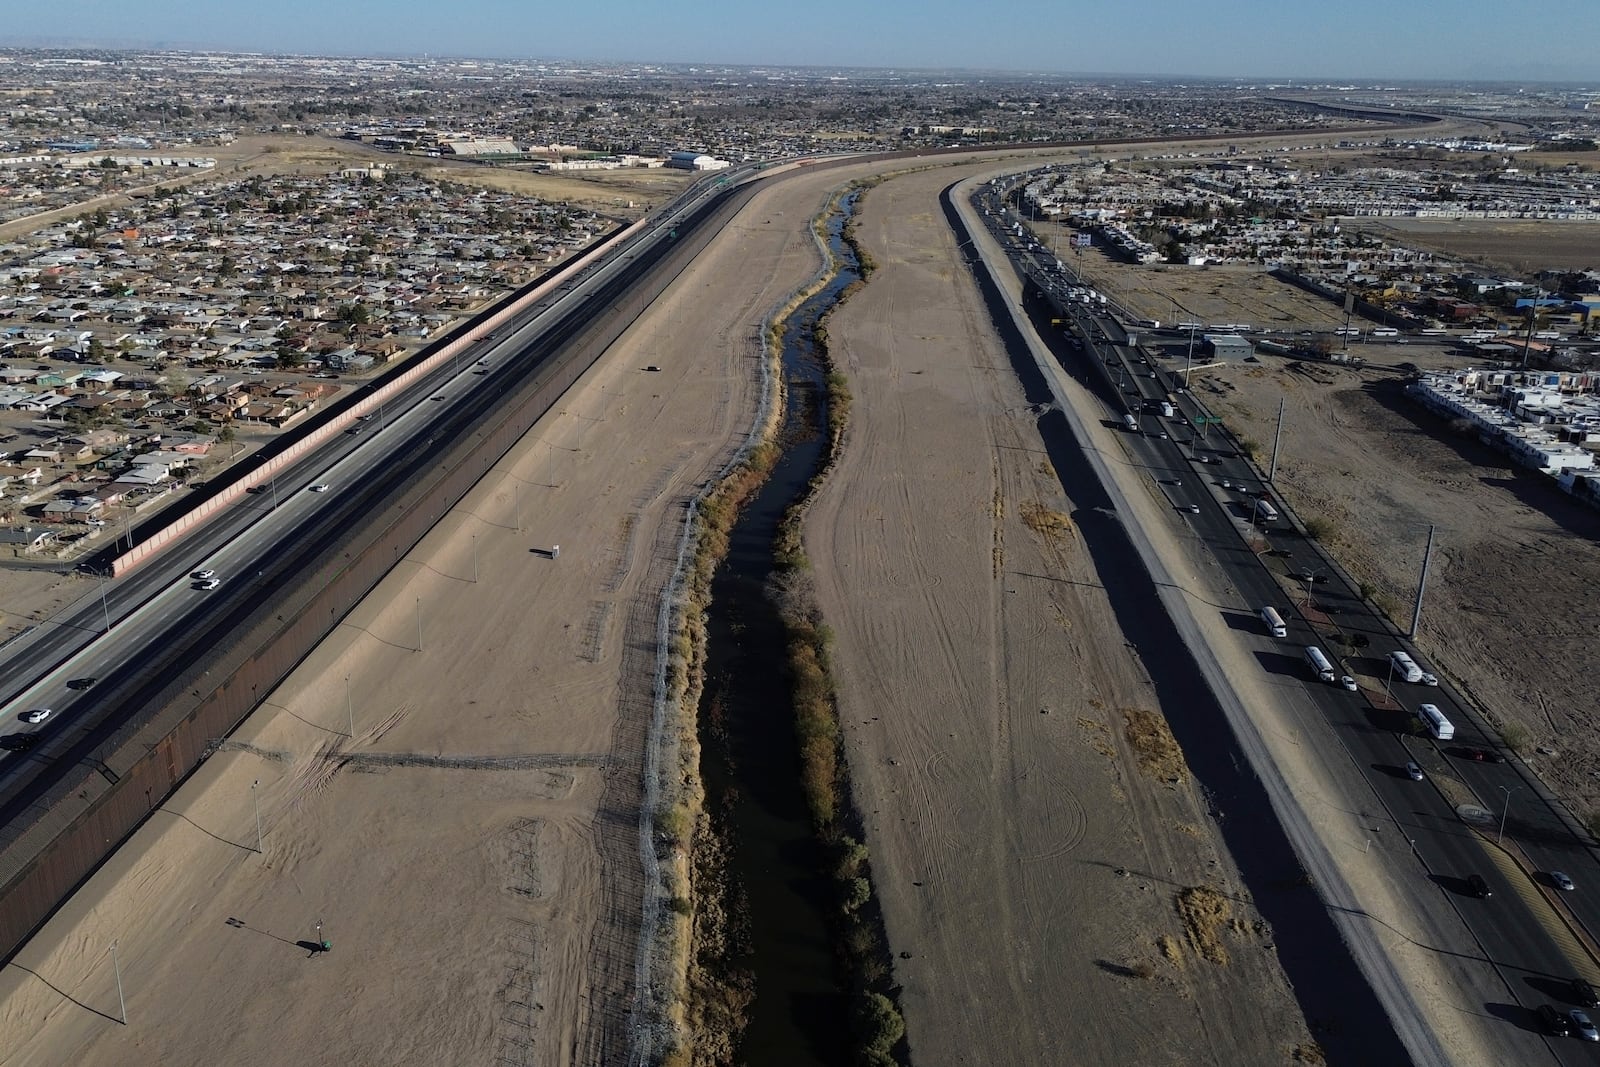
[1388,650,1423,683]
[1260,606,1287,638]
[1416,703,1454,740]
[1304,645,1336,683]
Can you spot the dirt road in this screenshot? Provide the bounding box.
[803,165,1313,1064]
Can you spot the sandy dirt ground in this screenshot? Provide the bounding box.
[1349,218,1600,274]
[0,169,834,1066]
[804,166,1313,1064]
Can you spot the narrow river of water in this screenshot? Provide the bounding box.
[696,194,861,1065]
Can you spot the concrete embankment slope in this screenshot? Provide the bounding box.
[945,175,1448,1067]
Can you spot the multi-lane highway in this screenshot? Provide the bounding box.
[0,163,769,915]
[978,177,1600,1058]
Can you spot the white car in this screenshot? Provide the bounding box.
[21,708,51,724]
[1553,871,1576,892]
[308,484,330,493]
[197,578,221,591]
[192,568,215,580]
[1340,676,1358,692]
[1419,672,1439,686]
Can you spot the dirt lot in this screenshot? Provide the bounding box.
[0,169,826,1066]
[1350,218,1600,274]
[1068,254,1354,332]
[1195,342,1600,820]
[803,165,1311,1064]
[220,135,694,215]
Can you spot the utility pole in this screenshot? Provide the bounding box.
[1183,323,1197,387]
[514,481,521,533]
[1268,397,1285,482]
[1520,287,1541,369]
[345,675,354,738]
[100,571,112,634]
[1409,525,1436,639]
[111,941,127,1024]
[415,597,423,652]
[472,534,478,583]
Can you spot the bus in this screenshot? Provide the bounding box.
[1388,650,1423,683]
[1259,606,1287,638]
[1416,703,1454,741]
[1303,646,1336,683]
[1372,327,1399,338]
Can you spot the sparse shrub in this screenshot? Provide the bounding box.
[1303,517,1332,541]
[657,803,692,846]
[855,992,905,1056]
[1499,722,1529,754]
[836,836,869,880]
[667,896,692,916]
[843,877,872,913]
[1584,811,1600,841]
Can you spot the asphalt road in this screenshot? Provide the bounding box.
[1009,226,1600,1060]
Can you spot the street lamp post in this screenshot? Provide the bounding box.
[251,779,262,854]
[1497,785,1523,846]
[345,675,354,737]
[110,940,126,1024]
[1184,323,1198,387]
[99,572,112,634]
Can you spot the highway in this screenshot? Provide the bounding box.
[0,164,761,815]
[972,176,1600,1061]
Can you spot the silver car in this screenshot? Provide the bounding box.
[1571,1009,1598,1042]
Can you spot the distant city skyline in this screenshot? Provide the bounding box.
[12,1,1595,85]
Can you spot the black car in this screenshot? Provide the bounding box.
[1539,1004,1572,1036]
[1466,874,1492,899]
[66,676,97,690]
[0,733,41,752]
[1574,978,1600,1008]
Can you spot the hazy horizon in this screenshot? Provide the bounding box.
[8,0,1593,85]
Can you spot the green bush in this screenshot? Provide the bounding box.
[856,992,905,1055]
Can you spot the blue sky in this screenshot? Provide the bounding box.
[14,0,1593,83]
